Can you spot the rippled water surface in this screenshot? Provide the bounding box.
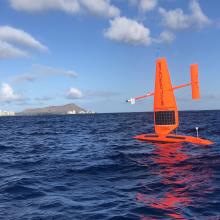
[0,111,220,219]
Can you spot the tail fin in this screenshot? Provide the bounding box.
[190,64,200,100]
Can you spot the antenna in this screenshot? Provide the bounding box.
[195,127,199,138]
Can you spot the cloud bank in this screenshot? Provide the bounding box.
[8,0,212,48]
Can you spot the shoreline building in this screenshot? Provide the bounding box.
[0,110,15,116]
[67,110,76,115]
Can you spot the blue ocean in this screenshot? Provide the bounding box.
[0,111,219,220]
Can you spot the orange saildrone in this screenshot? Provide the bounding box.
[127,58,213,145]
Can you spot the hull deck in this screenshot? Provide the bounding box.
[134,134,213,145]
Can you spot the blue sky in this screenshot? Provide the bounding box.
[0,0,220,113]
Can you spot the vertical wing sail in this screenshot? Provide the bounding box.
[190,64,200,100]
[154,58,179,136]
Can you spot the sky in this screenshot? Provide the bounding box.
[0,0,220,113]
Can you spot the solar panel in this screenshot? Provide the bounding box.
[155,111,175,125]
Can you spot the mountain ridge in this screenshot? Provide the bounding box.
[17,103,89,115]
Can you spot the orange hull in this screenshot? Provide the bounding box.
[134,134,213,145]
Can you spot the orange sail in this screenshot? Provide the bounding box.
[154,58,178,136]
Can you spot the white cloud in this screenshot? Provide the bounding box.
[0,83,25,103]
[126,0,157,12]
[32,65,78,79]
[104,16,152,46]
[139,0,157,12]
[12,74,37,84]
[67,88,84,99]
[159,0,211,30]
[156,30,175,44]
[0,26,47,51]
[0,41,28,58]
[34,65,78,78]
[10,0,120,18]
[81,0,120,17]
[159,8,190,30]
[10,0,80,14]
[0,26,48,59]
[11,65,78,84]
[189,0,211,28]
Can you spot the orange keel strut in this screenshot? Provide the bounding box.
[127,58,213,145]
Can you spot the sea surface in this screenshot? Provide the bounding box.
[0,111,220,220]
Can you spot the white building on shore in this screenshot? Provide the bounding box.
[67,110,95,115]
[0,110,15,116]
[67,110,76,115]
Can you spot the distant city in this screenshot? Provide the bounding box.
[0,110,15,116]
[0,103,95,116]
[67,110,95,115]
